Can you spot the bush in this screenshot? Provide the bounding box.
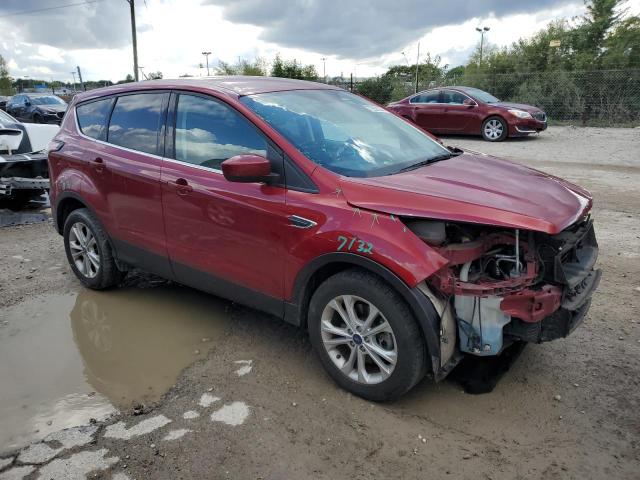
[356,77,394,105]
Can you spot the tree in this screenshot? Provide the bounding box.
[216,58,267,76]
[270,54,318,81]
[147,71,163,80]
[0,55,13,95]
[356,76,394,104]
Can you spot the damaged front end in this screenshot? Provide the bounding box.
[407,216,601,364]
[0,152,50,201]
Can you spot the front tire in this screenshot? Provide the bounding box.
[308,269,426,401]
[482,116,508,141]
[63,208,124,289]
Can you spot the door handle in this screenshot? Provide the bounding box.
[92,157,105,173]
[174,177,193,195]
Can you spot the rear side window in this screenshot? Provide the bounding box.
[76,98,114,141]
[108,93,165,155]
[173,94,267,170]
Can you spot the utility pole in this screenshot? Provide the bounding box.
[202,51,211,76]
[476,26,490,65]
[76,66,85,91]
[414,42,420,93]
[127,0,139,81]
[321,57,326,83]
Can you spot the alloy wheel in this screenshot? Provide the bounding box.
[320,295,397,384]
[68,222,100,278]
[484,119,504,140]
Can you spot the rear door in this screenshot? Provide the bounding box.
[160,92,287,314]
[76,91,173,277]
[408,90,443,132]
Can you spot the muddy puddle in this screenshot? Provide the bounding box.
[0,284,231,451]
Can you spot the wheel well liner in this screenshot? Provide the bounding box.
[285,253,441,373]
[54,192,92,234]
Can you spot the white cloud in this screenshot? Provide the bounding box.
[0,0,635,82]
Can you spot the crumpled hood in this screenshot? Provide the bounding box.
[38,104,67,113]
[339,152,591,234]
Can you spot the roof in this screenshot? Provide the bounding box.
[75,76,340,103]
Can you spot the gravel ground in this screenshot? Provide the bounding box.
[0,126,638,479]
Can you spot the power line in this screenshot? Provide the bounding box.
[0,1,104,19]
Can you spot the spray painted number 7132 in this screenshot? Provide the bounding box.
[336,235,373,254]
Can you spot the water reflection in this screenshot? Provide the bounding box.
[0,284,231,451]
[71,286,230,407]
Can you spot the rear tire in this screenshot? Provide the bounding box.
[482,116,508,141]
[308,269,426,401]
[63,208,124,289]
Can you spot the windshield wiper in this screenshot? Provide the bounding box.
[396,150,462,173]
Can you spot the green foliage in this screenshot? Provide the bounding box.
[270,54,318,81]
[356,76,394,104]
[147,71,163,80]
[216,58,267,76]
[0,55,13,95]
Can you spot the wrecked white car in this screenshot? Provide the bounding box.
[0,109,58,207]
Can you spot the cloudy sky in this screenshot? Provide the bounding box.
[1,0,639,84]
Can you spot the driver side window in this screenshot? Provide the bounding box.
[410,91,440,104]
[174,94,268,171]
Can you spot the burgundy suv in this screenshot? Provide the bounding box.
[48,77,599,401]
[387,86,547,141]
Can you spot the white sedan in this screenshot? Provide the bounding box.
[0,109,58,207]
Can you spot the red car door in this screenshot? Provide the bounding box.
[439,89,477,133]
[75,92,173,277]
[160,92,287,314]
[408,90,443,132]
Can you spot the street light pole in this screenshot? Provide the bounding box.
[71,71,77,91]
[202,52,211,76]
[126,0,139,81]
[476,26,490,65]
[414,42,420,93]
[321,57,326,82]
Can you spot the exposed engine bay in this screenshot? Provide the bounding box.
[0,112,55,205]
[407,217,601,362]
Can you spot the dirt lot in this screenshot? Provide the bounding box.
[0,126,638,479]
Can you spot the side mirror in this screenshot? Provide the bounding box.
[0,128,24,154]
[221,154,274,183]
[463,99,477,108]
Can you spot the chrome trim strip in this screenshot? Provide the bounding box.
[288,215,317,229]
[74,105,223,175]
[515,126,537,133]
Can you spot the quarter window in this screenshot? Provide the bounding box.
[174,94,267,170]
[108,93,165,155]
[76,98,114,141]
[410,91,440,104]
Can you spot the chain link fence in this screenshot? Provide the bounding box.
[382,69,640,126]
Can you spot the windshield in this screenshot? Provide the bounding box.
[0,109,17,124]
[30,96,66,106]
[240,89,450,177]
[463,88,500,103]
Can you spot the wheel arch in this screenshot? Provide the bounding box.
[54,191,92,234]
[286,252,442,375]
